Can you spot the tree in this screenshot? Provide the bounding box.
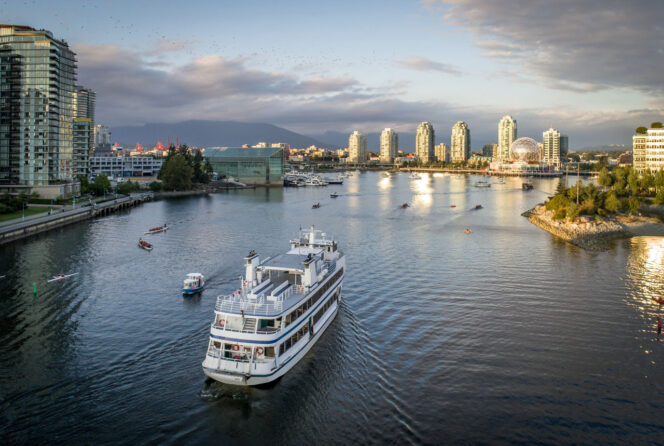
[636,126,648,134]
[604,192,620,213]
[651,122,663,129]
[149,181,163,192]
[598,167,613,187]
[639,170,655,191]
[161,154,193,190]
[555,180,567,196]
[566,202,579,220]
[117,182,135,195]
[92,174,111,196]
[654,189,664,205]
[624,197,640,214]
[77,174,91,194]
[546,194,570,211]
[627,169,640,195]
[191,150,211,184]
[655,169,664,191]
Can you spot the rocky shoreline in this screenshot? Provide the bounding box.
[523,205,664,251]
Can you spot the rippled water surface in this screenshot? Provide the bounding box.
[1,172,663,444]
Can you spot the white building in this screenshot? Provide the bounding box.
[380,128,398,163]
[435,143,449,163]
[498,115,517,161]
[451,121,470,162]
[633,127,664,173]
[542,128,562,165]
[348,131,367,163]
[633,133,648,173]
[416,122,435,163]
[89,156,164,178]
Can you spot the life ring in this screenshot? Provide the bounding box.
[232,344,240,351]
[218,318,225,327]
[256,347,264,355]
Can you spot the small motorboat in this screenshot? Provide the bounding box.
[450,204,457,208]
[474,205,483,210]
[401,203,409,208]
[145,224,168,235]
[330,192,339,198]
[48,273,79,283]
[474,181,491,188]
[464,228,472,234]
[138,238,153,251]
[312,202,321,209]
[183,273,205,295]
[409,173,421,180]
[522,182,534,190]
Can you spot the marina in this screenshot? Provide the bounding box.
[1,171,663,444]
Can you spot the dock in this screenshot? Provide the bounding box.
[0,193,153,245]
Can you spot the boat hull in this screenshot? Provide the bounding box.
[202,297,340,386]
[183,286,204,295]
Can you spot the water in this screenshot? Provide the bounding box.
[1,172,663,444]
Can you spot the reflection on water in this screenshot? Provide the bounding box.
[1,173,663,444]
[626,237,664,320]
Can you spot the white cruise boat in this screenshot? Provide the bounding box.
[202,226,345,386]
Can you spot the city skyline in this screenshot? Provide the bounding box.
[3,0,662,148]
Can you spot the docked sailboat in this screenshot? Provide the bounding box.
[202,226,345,386]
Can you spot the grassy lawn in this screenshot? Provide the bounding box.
[0,207,49,223]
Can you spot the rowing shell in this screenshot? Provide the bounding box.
[48,273,79,282]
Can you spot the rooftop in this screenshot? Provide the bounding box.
[203,147,283,158]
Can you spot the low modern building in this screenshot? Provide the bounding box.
[203,147,284,185]
[89,156,163,178]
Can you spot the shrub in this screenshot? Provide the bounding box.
[566,203,579,221]
[604,192,621,213]
[149,181,163,192]
[552,208,566,220]
[654,188,664,205]
[579,199,596,215]
[623,197,640,214]
[545,194,570,212]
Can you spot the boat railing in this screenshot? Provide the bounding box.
[207,347,276,365]
[216,292,286,316]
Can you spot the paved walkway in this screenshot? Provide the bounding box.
[0,193,151,234]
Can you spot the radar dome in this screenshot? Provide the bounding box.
[509,137,540,162]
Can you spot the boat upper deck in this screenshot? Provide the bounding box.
[216,227,343,318]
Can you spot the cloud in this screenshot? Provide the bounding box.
[426,0,664,96]
[396,56,462,76]
[75,44,360,123]
[74,43,662,148]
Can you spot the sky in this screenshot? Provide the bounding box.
[3,0,663,149]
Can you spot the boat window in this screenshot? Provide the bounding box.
[265,346,275,358]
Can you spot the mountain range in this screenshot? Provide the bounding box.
[111,120,329,149]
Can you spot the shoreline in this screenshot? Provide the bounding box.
[524,205,664,251]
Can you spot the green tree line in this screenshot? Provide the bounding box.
[546,166,664,221]
[157,145,213,191]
